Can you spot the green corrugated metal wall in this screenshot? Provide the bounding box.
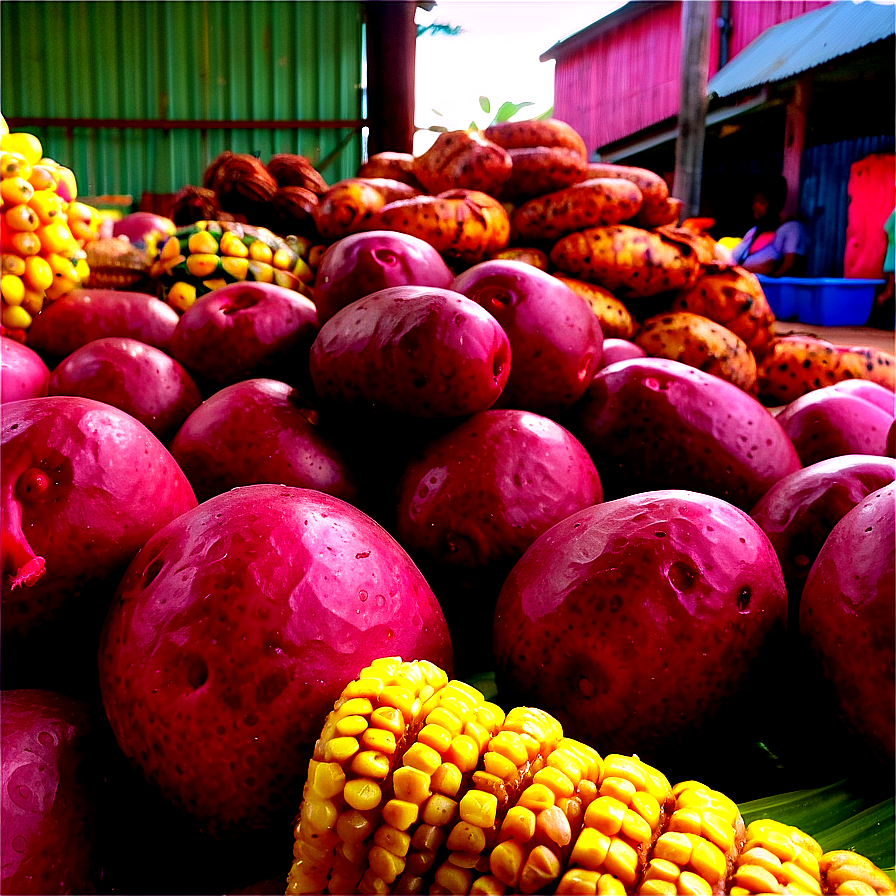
[1,1,364,202]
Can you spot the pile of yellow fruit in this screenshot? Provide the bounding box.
[0,114,102,338]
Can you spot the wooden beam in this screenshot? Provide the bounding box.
[673,0,713,218]
[366,1,417,156]
[783,75,812,219]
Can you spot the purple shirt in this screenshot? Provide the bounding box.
[732,220,809,269]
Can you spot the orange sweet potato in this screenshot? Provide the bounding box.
[356,152,424,190]
[413,130,512,196]
[484,118,588,159]
[554,275,638,340]
[311,178,421,242]
[510,177,643,243]
[500,147,589,202]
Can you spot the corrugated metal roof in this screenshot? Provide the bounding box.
[708,0,895,98]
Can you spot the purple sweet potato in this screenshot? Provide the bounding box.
[309,286,510,418]
[571,357,802,509]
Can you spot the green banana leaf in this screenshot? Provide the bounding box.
[466,671,895,882]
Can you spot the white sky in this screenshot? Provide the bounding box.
[413,0,627,153]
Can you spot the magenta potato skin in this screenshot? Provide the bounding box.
[310,286,511,418]
[799,483,895,762]
[167,281,319,391]
[1,690,102,895]
[776,379,896,467]
[313,230,455,325]
[1,337,50,403]
[751,454,896,593]
[47,336,202,442]
[98,485,453,837]
[168,378,357,503]
[1,396,197,638]
[25,288,180,362]
[572,357,802,510]
[451,260,603,417]
[493,489,787,758]
[111,211,175,245]
[598,337,647,368]
[396,409,602,570]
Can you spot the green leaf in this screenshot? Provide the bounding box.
[479,96,491,115]
[739,781,895,878]
[492,100,535,124]
[431,108,444,117]
[536,105,555,120]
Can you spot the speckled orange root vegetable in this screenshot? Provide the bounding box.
[412,130,512,197]
[484,119,589,159]
[510,178,644,243]
[756,335,896,405]
[583,163,677,229]
[499,147,590,202]
[671,266,777,361]
[361,189,511,266]
[634,310,759,393]
[553,275,638,341]
[312,178,422,242]
[284,657,895,896]
[549,224,702,299]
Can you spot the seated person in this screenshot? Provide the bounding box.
[731,175,808,276]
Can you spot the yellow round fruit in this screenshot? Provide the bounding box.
[2,132,43,167]
[0,114,9,139]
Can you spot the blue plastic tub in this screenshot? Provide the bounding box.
[756,275,884,326]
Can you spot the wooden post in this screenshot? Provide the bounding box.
[783,75,811,219]
[673,0,713,219]
[366,1,417,156]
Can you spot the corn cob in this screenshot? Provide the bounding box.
[0,128,90,337]
[151,219,315,312]
[286,659,896,896]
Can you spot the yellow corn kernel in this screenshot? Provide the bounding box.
[27,189,65,224]
[780,860,822,894]
[351,750,391,780]
[7,230,41,256]
[361,726,397,755]
[600,776,637,806]
[639,879,678,895]
[793,847,822,881]
[1,152,30,179]
[556,867,600,894]
[367,706,404,739]
[585,796,627,837]
[519,844,562,894]
[597,874,627,895]
[307,760,346,800]
[419,723,453,754]
[43,275,77,301]
[428,707,465,738]
[464,720,493,753]
[335,714,369,737]
[460,790,498,829]
[669,807,703,836]
[368,844,406,884]
[247,259,274,282]
[434,860,472,895]
[185,253,220,278]
[489,730,530,768]
[375,824,411,857]
[221,255,249,280]
[490,839,526,888]
[167,280,197,312]
[344,776,382,811]
[678,869,714,895]
[734,863,783,894]
[422,793,458,827]
[518,783,556,814]
[247,238,273,263]
[739,846,783,876]
[570,826,611,870]
[2,300,32,329]
[631,791,662,831]
[403,741,442,776]
[620,807,652,844]
[219,230,248,257]
[28,164,59,191]
[432,762,463,798]
[447,820,488,855]
[299,796,338,835]
[654,831,693,867]
[470,873,507,895]
[5,204,39,231]
[324,736,360,763]
[479,702,506,730]
[21,286,43,316]
[502,805,537,843]
[820,850,894,895]
[160,234,182,262]
[382,798,419,832]
[36,221,77,254]
[835,883,881,895]
[447,734,480,773]
[483,750,519,781]
[602,837,639,889]
[1,175,34,204]
[188,230,219,255]
[690,837,726,885]
[1,273,25,305]
[337,808,374,845]
[535,766,576,800]
[643,857,683,883]
[393,766,432,805]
